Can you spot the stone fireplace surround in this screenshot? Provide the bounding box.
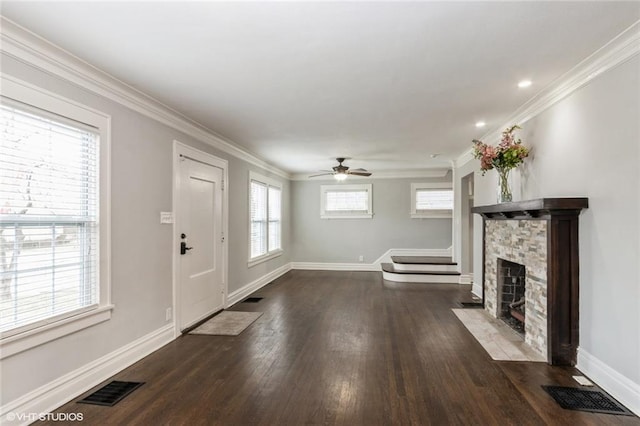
[485,220,548,359]
[472,198,588,366]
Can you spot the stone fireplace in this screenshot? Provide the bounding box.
[484,220,548,359]
[472,198,588,366]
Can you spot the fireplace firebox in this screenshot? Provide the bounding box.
[497,258,526,335]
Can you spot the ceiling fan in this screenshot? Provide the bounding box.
[309,158,372,181]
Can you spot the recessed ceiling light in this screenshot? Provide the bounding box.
[475,121,486,128]
[518,80,532,88]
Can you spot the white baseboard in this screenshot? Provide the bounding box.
[291,247,453,272]
[394,263,458,273]
[1,324,175,425]
[577,348,640,416]
[459,274,473,285]
[381,270,460,284]
[471,282,483,298]
[227,263,292,306]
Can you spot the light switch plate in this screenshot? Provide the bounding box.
[160,212,174,224]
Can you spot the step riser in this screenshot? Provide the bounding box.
[382,271,461,284]
[391,263,458,272]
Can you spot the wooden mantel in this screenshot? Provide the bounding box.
[471,198,588,219]
[472,197,588,366]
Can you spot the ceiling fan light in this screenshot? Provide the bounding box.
[334,173,348,181]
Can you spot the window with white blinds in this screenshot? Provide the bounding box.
[250,181,267,258]
[249,172,282,264]
[410,183,453,218]
[0,101,99,337]
[320,184,373,219]
[268,186,281,252]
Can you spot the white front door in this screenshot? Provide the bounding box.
[178,156,224,330]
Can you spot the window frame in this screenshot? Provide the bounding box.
[248,171,283,267]
[320,184,373,219]
[0,75,112,360]
[410,182,453,219]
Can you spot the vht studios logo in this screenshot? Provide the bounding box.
[6,412,84,422]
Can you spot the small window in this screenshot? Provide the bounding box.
[249,172,282,266]
[411,183,453,218]
[321,184,373,219]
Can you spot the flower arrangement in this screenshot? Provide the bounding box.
[472,125,529,202]
[472,125,529,174]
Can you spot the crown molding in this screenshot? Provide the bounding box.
[290,168,451,181]
[0,16,291,179]
[453,148,475,169]
[454,20,640,169]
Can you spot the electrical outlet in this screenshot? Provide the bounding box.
[358,255,364,262]
[165,307,172,321]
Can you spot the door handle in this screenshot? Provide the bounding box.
[180,241,193,255]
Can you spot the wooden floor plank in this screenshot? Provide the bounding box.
[43,270,639,425]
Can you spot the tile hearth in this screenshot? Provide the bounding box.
[452,308,546,362]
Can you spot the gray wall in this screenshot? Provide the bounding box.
[456,56,639,386]
[0,54,290,404]
[291,176,452,263]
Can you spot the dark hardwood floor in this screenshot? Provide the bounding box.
[45,270,639,425]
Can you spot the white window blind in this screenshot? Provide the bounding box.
[320,184,373,219]
[249,173,282,263]
[268,186,281,252]
[416,189,454,211]
[410,183,453,218]
[0,102,99,336]
[250,181,267,259]
[325,190,368,212]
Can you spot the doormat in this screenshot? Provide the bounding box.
[78,381,144,406]
[460,301,483,308]
[242,297,263,303]
[189,311,262,336]
[542,386,634,416]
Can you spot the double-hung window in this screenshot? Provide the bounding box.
[410,183,453,218]
[249,171,282,266]
[1,77,111,358]
[320,184,373,219]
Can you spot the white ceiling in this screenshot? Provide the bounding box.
[2,2,639,174]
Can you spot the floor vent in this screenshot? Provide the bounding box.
[542,386,634,416]
[78,381,144,406]
[242,297,263,303]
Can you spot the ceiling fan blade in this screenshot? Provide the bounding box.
[351,168,368,172]
[309,172,335,178]
[347,171,372,176]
